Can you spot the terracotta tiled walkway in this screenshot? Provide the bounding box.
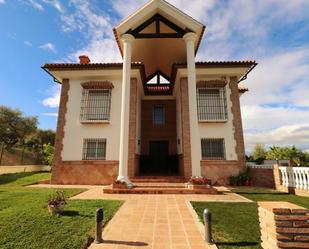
[74,187,250,249]
[30,185,251,249]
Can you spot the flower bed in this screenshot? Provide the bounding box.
[187,176,212,189]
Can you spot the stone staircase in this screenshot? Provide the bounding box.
[103,176,218,194]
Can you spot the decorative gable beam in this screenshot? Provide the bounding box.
[127,13,188,39]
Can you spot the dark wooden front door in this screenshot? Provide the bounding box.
[139,141,178,175]
[149,141,169,171]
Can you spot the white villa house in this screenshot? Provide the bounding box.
[43,0,256,186]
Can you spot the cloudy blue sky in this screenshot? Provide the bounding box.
[0,0,308,153]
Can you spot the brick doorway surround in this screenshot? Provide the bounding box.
[127,78,191,178]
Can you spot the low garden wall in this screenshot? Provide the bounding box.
[258,201,309,249]
[248,164,275,188]
[0,165,51,175]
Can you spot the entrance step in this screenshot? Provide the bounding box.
[131,176,186,183]
[103,176,218,194]
[133,182,186,188]
[103,186,218,195]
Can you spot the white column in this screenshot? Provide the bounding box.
[117,34,134,187]
[183,32,201,177]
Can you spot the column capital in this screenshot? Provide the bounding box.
[121,33,135,43]
[183,32,197,43]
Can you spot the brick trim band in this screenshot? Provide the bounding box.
[229,76,245,169]
[81,81,114,89]
[180,78,192,179]
[128,78,138,177]
[51,78,70,183]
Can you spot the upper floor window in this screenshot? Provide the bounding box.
[201,138,225,160]
[80,89,111,121]
[153,105,164,125]
[197,87,227,121]
[82,138,106,160]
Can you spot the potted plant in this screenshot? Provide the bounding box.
[112,180,128,189]
[234,175,242,186]
[187,176,212,189]
[47,191,67,215]
[243,175,252,186]
[229,176,237,186]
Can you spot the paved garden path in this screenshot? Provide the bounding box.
[71,187,250,249]
[30,184,251,248]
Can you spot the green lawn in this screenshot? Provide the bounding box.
[191,187,309,249]
[232,187,309,209]
[0,172,123,249]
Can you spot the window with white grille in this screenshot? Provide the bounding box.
[201,138,225,160]
[82,139,106,160]
[197,88,227,121]
[80,89,111,121]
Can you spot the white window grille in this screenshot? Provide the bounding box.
[201,138,225,160]
[82,138,106,160]
[197,88,227,121]
[80,89,111,121]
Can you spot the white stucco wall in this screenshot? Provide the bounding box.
[197,77,237,160]
[62,76,122,161]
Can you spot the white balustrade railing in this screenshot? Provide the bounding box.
[279,167,309,190]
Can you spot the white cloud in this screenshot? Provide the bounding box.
[58,0,120,63]
[242,49,309,107]
[42,0,64,13]
[42,85,60,108]
[245,124,309,152]
[68,38,121,63]
[39,42,57,53]
[24,41,32,47]
[0,0,5,4]
[42,113,58,117]
[61,0,111,36]
[242,105,309,133]
[27,0,44,11]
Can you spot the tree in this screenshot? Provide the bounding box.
[27,129,56,163]
[252,143,266,164]
[0,105,38,165]
[266,146,303,166]
[37,129,56,146]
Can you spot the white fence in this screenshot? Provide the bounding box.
[246,162,273,169]
[279,167,309,190]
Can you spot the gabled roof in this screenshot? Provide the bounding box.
[113,0,205,56]
[43,62,143,71]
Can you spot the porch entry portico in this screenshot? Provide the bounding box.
[115,0,205,185]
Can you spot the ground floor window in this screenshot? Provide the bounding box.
[82,138,106,160]
[201,138,225,160]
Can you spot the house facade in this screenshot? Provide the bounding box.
[43,0,256,186]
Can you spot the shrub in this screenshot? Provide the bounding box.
[42,143,54,165]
